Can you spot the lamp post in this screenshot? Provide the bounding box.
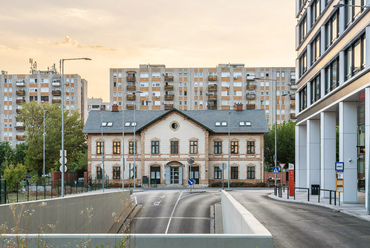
[100,112,105,192]
[122,103,125,190]
[43,109,46,176]
[60,57,91,197]
[133,91,143,190]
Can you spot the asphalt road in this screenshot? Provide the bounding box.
[131,189,221,234]
[230,189,370,248]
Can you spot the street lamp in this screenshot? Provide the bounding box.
[100,112,105,192]
[43,109,47,176]
[122,102,125,190]
[133,91,143,190]
[60,57,91,197]
[228,111,231,189]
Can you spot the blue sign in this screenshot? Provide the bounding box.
[188,179,195,185]
[272,167,280,174]
[335,162,344,172]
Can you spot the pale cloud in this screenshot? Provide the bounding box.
[37,36,117,51]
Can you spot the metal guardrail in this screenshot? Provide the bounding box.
[320,189,336,205]
[294,187,310,201]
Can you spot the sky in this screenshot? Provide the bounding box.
[0,0,296,102]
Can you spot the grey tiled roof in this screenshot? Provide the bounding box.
[83,109,268,134]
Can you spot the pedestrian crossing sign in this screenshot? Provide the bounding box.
[272,167,280,174]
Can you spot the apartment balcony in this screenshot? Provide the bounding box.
[16,82,26,87]
[207,101,217,110]
[290,84,297,90]
[16,109,22,114]
[165,95,174,101]
[127,76,136,82]
[290,94,296,100]
[16,99,25,104]
[290,113,296,119]
[208,85,217,91]
[52,90,61,96]
[208,76,217,81]
[164,85,174,91]
[127,104,135,110]
[290,103,296,108]
[246,93,256,100]
[52,99,61,104]
[246,85,256,90]
[208,95,217,100]
[246,104,255,110]
[246,75,256,81]
[16,135,25,141]
[52,80,61,87]
[16,90,26,96]
[164,104,174,110]
[290,75,296,82]
[127,94,136,101]
[165,76,174,81]
[127,85,136,91]
[15,126,25,131]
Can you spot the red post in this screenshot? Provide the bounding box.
[289,163,295,197]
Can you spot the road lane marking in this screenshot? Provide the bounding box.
[154,201,161,206]
[165,191,184,234]
[161,195,165,198]
[135,217,211,220]
[132,196,137,205]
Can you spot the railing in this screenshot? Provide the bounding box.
[127,76,136,82]
[246,85,256,90]
[127,85,136,91]
[127,95,136,100]
[319,189,337,205]
[208,95,217,100]
[246,104,255,110]
[16,82,26,87]
[165,95,174,100]
[164,104,174,110]
[16,99,25,104]
[127,104,135,110]
[208,76,217,81]
[52,99,61,103]
[165,76,174,81]
[294,187,310,201]
[290,113,296,119]
[246,93,256,100]
[15,126,25,131]
[52,90,61,96]
[164,85,174,90]
[16,90,25,96]
[208,85,217,91]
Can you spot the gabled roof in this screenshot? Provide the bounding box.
[83,108,268,134]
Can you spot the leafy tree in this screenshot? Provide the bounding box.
[3,163,27,191]
[12,142,27,166]
[0,141,13,177]
[17,102,86,176]
[70,143,88,177]
[264,120,296,171]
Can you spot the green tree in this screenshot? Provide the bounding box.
[3,163,27,191]
[70,143,88,176]
[12,142,27,166]
[17,102,86,176]
[264,120,296,171]
[0,141,13,177]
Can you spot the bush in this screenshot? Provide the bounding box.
[3,163,27,191]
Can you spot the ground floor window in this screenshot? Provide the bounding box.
[150,166,161,185]
[247,166,255,179]
[189,166,199,184]
[214,167,222,179]
[113,166,120,179]
[97,166,102,179]
[231,166,238,179]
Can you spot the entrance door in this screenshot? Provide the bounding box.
[150,166,161,185]
[170,167,179,184]
[189,166,199,184]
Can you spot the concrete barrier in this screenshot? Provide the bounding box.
[221,190,272,237]
[0,190,131,234]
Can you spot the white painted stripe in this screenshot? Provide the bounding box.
[165,191,183,234]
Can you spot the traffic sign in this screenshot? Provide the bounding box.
[59,157,67,164]
[59,165,68,172]
[335,162,344,172]
[219,163,227,170]
[289,163,294,170]
[188,179,195,185]
[279,163,286,169]
[187,157,195,164]
[272,167,280,174]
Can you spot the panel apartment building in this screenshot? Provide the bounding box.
[110,64,297,127]
[0,69,88,147]
[295,0,369,206]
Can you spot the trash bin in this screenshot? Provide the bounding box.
[311,184,320,195]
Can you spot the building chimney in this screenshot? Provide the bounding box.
[236,104,243,111]
[112,104,119,112]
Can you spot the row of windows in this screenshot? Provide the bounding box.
[96,140,256,155]
[97,165,256,180]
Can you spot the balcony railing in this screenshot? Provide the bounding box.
[127,85,136,91]
[164,104,174,110]
[127,76,136,82]
[15,126,25,131]
[246,104,255,110]
[164,85,174,91]
[127,104,135,110]
[16,135,25,140]
[208,76,217,81]
[290,84,297,90]
[16,99,25,104]
[208,95,217,100]
[290,103,296,108]
[246,93,256,100]
[127,95,136,101]
[246,85,256,90]
[291,94,296,100]
[165,95,174,101]
[165,76,174,81]
[52,81,61,87]
[290,113,296,119]
[52,99,61,104]
[246,75,256,81]
[16,90,26,96]
[16,82,26,87]
[208,85,217,91]
[16,109,22,114]
[52,90,61,96]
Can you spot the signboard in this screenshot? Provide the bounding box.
[188,179,195,185]
[359,146,365,154]
[187,157,195,164]
[279,163,286,169]
[335,162,344,172]
[272,167,280,174]
[59,165,68,172]
[219,163,227,171]
[289,163,294,170]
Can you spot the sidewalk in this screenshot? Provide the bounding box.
[269,190,370,222]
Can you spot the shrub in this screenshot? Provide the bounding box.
[3,163,27,191]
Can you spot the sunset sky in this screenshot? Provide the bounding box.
[0,0,296,101]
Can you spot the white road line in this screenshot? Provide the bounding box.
[132,196,137,205]
[161,195,165,198]
[154,200,161,206]
[165,191,184,234]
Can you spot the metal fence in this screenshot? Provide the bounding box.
[0,176,109,204]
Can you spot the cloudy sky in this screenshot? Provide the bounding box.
[0,0,296,101]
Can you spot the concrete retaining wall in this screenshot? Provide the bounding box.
[0,190,131,234]
[221,190,272,236]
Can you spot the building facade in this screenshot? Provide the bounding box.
[0,69,88,147]
[110,64,296,127]
[83,107,268,187]
[87,97,111,112]
[295,0,369,207]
